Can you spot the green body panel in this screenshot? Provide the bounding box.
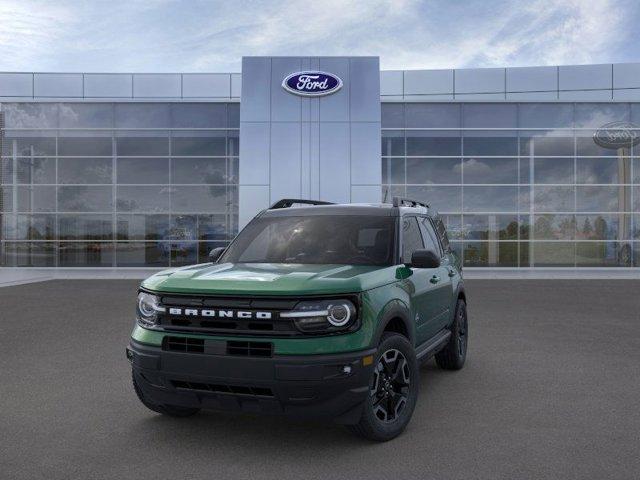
[132,254,463,356]
[141,263,398,296]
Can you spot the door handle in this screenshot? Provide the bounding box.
[448,269,456,277]
[430,275,440,284]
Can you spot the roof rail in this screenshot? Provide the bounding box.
[269,198,335,209]
[392,196,429,209]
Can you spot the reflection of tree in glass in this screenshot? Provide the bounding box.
[594,216,607,240]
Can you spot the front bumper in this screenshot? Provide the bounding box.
[128,339,376,424]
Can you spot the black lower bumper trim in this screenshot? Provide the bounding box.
[128,339,376,424]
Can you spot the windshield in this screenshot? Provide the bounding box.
[220,215,396,266]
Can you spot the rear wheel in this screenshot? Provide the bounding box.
[435,298,468,370]
[348,333,419,441]
[132,371,200,417]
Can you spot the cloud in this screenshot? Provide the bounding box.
[0,0,637,72]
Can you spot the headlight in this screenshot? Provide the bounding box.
[136,292,164,327]
[281,299,357,334]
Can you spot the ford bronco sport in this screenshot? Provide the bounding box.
[127,197,468,441]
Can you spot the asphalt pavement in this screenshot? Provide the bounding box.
[1,279,639,480]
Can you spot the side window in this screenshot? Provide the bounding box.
[419,217,441,256]
[402,217,424,263]
[434,216,451,252]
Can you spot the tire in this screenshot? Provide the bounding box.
[348,333,419,442]
[132,370,200,418]
[435,298,468,370]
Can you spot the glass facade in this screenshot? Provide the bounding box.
[382,103,640,268]
[0,102,239,267]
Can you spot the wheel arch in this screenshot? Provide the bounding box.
[371,300,415,347]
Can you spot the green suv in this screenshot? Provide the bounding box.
[127,197,468,441]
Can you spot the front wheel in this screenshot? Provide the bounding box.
[348,333,419,442]
[435,298,468,370]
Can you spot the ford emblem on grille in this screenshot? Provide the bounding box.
[282,71,343,97]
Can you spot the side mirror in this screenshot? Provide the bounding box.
[408,249,440,269]
[208,247,226,263]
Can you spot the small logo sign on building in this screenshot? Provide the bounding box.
[282,71,343,97]
[593,121,640,149]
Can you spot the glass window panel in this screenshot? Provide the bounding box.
[406,104,460,128]
[519,186,532,213]
[634,215,640,240]
[462,242,518,267]
[116,158,170,184]
[165,240,197,266]
[576,242,631,267]
[197,214,228,241]
[171,134,226,156]
[58,137,113,156]
[115,242,169,267]
[58,242,114,267]
[116,186,170,212]
[519,134,574,156]
[463,135,518,156]
[533,214,576,240]
[227,130,239,157]
[17,185,56,212]
[58,158,112,184]
[16,157,55,184]
[114,104,170,128]
[633,158,640,183]
[116,136,168,156]
[116,214,170,241]
[381,131,404,156]
[170,103,227,128]
[462,215,519,240]
[228,157,238,184]
[406,186,462,213]
[58,103,113,128]
[462,157,517,184]
[576,214,630,241]
[58,214,113,240]
[3,136,56,156]
[577,186,630,212]
[406,158,461,184]
[58,186,113,212]
[533,186,574,212]
[463,104,516,128]
[439,214,463,240]
[574,103,630,128]
[171,158,227,184]
[519,215,530,240]
[519,157,530,184]
[1,158,12,183]
[576,157,628,184]
[171,186,229,213]
[2,103,58,128]
[534,158,574,184]
[381,103,404,128]
[518,104,574,129]
[532,242,575,266]
[635,186,640,212]
[463,186,518,212]
[228,103,240,127]
[13,214,55,240]
[382,158,405,184]
[407,131,461,156]
[1,186,12,211]
[519,241,530,266]
[576,135,629,156]
[1,242,56,267]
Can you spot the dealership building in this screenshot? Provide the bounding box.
[1,56,639,271]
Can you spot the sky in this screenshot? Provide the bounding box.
[0,0,638,73]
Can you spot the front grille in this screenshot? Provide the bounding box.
[227,341,273,357]
[171,380,274,397]
[163,336,204,353]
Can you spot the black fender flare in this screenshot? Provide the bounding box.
[371,299,415,347]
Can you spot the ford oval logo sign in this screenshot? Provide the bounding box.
[593,121,640,149]
[282,71,343,97]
